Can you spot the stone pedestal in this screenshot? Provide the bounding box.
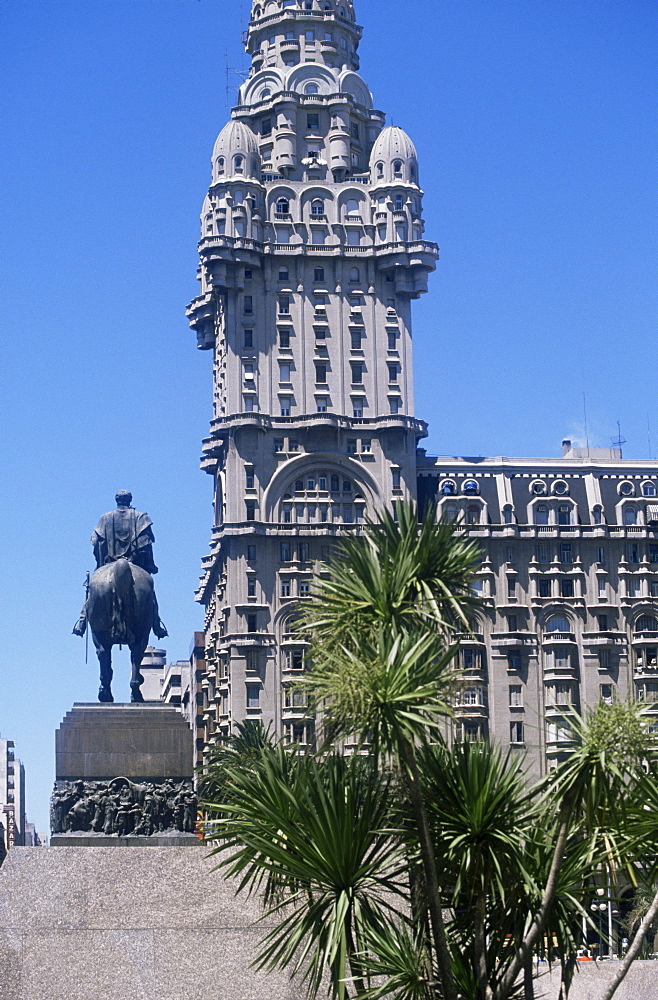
[50,704,199,845]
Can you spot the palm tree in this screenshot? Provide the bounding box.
[301,500,481,1000]
[205,746,408,1000]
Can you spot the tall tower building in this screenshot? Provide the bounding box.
[187,0,437,750]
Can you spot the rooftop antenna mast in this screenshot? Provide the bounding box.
[611,419,626,456]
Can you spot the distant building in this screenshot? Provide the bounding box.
[0,737,26,848]
[141,635,205,768]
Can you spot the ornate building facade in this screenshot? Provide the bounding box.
[188,0,658,772]
[187,0,436,751]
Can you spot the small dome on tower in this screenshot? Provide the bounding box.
[369,125,419,186]
[212,120,260,182]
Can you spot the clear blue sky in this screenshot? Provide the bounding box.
[1,0,656,832]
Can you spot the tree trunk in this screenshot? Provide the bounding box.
[599,884,658,1000]
[523,953,534,1000]
[397,732,458,1000]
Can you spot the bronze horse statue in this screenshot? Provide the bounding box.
[74,491,167,702]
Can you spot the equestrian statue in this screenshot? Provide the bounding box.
[73,490,167,702]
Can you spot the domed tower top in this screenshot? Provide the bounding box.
[369,125,419,186]
[211,120,260,183]
[245,0,362,76]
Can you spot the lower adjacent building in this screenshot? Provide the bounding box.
[418,441,658,778]
[0,737,27,850]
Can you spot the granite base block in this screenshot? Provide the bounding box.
[0,846,299,1000]
[50,832,201,847]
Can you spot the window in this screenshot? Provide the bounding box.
[245,498,257,521]
[507,650,521,671]
[315,364,327,383]
[466,504,480,525]
[510,721,524,744]
[638,681,658,703]
[244,295,253,314]
[503,505,514,524]
[217,157,225,175]
[508,614,518,631]
[247,578,256,598]
[279,329,290,348]
[311,198,324,216]
[509,684,522,707]
[299,581,310,597]
[598,648,612,670]
[597,546,606,564]
[557,505,571,525]
[274,439,284,453]
[624,506,638,526]
[330,474,340,492]
[261,118,272,137]
[346,439,357,454]
[280,543,291,563]
[247,544,256,561]
[299,542,309,562]
[305,29,315,41]
[535,505,549,525]
[343,480,352,492]
[278,267,289,280]
[245,467,255,489]
[387,331,397,351]
[361,439,371,453]
[388,363,399,383]
[598,614,608,631]
[537,543,550,564]
[351,122,359,141]
[247,614,257,633]
[307,113,320,130]
[651,581,658,598]
[627,543,640,563]
[279,295,290,314]
[280,397,291,417]
[243,329,254,350]
[592,505,603,524]
[636,614,658,632]
[546,615,570,633]
[599,684,614,707]
[389,397,401,415]
[349,266,360,283]
[461,648,482,671]
[620,481,634,497]
[538,579,551,598]
[351,331,362,350]
[392,469,401,489]
[650,545,658,564]
[507,578,516,598]
[560,578,574,598]
[314,267,324,281]
[243,362,255,381]
[627,579,640,598]
[559,543,572,563]
[276,197,290,215]
[281,579,291,598]
[243,395,256,412]
[234,155,244,173]
[317,399,328,412]
[441,480,457,496]
[350,362,363,383]
[644,482,657,497]
[246,685,260,709]
[279,363,291,383]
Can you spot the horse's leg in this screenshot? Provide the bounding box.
[129,637,148,703]
[97,647,114,703]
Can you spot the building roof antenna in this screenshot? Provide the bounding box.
[611,419,626,456]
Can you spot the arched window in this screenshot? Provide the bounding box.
[295,479,304,492]
[546,615,570,633]
[217,157,225,175]
[624,506,638,526]
[503,505,514,524]
[349,266,360,283]
[592,505,603,524]
[535,504,549,525]
[531,480,546,495]
[304,82,319,95]
[643,482,656,497]
[636,615,658,632]
[393,159,403,177]
[234,155,244,173]
[394,194,403,211]
[463,479,479,495]
[330,474,340,492]
[410,163,417,181]
[276,197,290,214]
[311,198,324,215]
[376,162,384,177]
[254,5,261,17]
[553,480,569,496]
[345,198,359,215]
[466,504,480,525]
[620,481,635,497]
[441,480,456,496]
[261,88,271,99]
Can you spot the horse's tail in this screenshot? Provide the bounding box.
[109,559,136,644]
